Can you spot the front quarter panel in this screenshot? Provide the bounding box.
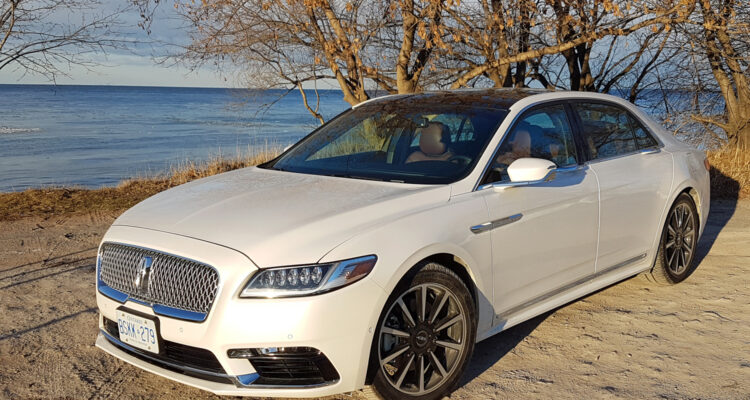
[320,190,494,345]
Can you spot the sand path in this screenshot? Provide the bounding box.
[1,200,748,399]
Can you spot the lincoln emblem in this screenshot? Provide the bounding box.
[134,256,153,294]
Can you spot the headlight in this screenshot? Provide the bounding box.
[240,255,377,298]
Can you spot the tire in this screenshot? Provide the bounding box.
[646,193,699,285]
[370,262,476,400]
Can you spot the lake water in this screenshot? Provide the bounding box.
[0,85,350,191]
[0,84,714,192]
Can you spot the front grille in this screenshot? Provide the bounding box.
[103,317,230,382]
[98,243,219,315]
[248,351,340,386]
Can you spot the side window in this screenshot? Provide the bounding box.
[483,104,578,184]
[575,103,637,159]
[628,115,658,149]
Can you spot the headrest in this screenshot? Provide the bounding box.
[419,122,450,156]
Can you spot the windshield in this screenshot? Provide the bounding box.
[263,102,507,184]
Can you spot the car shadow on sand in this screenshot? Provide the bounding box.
[693,166,740,267]
[460,312,551,385]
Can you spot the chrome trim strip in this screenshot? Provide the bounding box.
[246,379,341,390]
[639,148,660,155]
[470,213,523,234]
[100,330,339,389]
[584,147,660,165]
[97,281,208,322]
[554,164,588,173]
[153,304,207,321]
[100,330,231,379]
[495,252,647,322]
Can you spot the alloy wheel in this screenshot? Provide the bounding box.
[664,202,696,275]
[377,282,467,396]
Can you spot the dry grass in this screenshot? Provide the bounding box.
[0,150,280,222]
[0,144,747,222]
[707,146,750,199]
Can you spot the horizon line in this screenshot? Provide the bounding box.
[0,82,346,91]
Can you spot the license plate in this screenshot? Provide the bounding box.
[116,309,160,354]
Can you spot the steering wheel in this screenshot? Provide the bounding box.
[448,155,472,165]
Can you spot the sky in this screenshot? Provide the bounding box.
[0,0,233,88]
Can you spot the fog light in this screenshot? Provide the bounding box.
[227,346,320,358]
[227,346,339,386]
[227,348,255,359]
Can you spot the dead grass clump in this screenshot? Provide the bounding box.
[0,151,280,221]
[707,146,750,199]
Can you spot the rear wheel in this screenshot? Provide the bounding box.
[646,193,699,284]
[371,263,476,400]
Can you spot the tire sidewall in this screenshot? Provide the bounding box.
[370,262,477,400]
[659,193,699,283]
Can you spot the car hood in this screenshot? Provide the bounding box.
[113,167,451,267]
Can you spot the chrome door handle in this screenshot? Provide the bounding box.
[470,213,523,234]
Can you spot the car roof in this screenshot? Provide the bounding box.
[354,88,550,111]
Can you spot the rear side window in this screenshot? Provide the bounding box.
[575,103,637,159]
[629,115,658,149]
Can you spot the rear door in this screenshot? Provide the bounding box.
[572,101,673,272]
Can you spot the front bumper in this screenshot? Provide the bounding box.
[95,225,387,397]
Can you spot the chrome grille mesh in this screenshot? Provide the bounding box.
[99,243,219,314]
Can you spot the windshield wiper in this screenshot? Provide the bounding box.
[329,173,386,182]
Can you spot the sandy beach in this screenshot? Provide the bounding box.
[1,199,748,399]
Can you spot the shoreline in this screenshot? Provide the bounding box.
[1,148,747,222]
[0,152,278,222]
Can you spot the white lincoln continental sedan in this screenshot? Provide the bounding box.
[95,89,709,399]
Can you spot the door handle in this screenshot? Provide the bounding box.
[470,213,523,234]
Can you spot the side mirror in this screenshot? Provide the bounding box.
[507,158,556,182]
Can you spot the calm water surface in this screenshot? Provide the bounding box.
[0,85,349,191]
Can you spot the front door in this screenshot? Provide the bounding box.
[478,103,600,320]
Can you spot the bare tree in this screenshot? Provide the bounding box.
[440,0,694,90]
[680,0,750,149]
[141,0,453,123]
[132,0,698,123]
[0,0,124,79]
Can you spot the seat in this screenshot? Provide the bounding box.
[405,122,453,163]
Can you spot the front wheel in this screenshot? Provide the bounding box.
[646,193,699,284]
[371,263,476,400]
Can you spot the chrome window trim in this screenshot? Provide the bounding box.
[583,147,662,166]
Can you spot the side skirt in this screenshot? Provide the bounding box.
[477,253,649,342]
